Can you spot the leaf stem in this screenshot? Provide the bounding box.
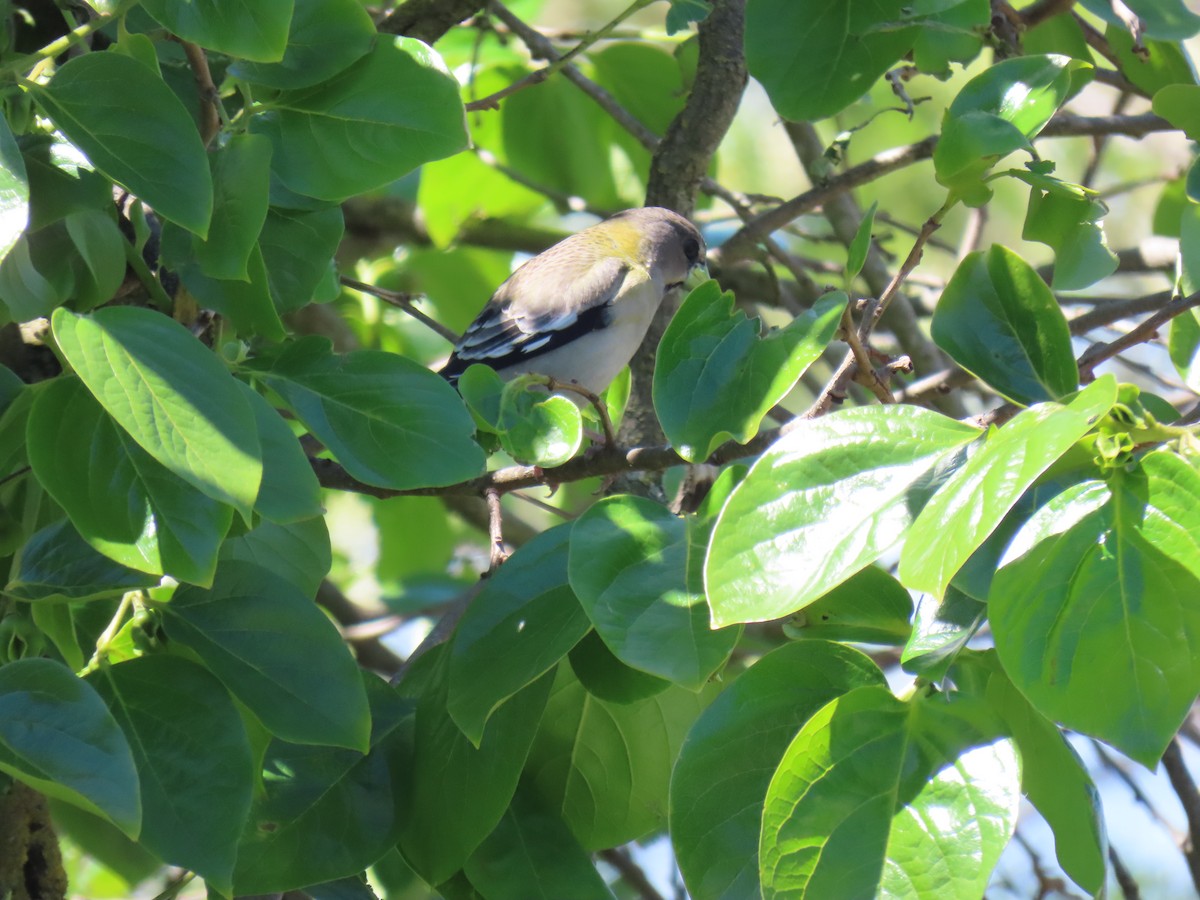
[79,590,136,676]
[0,0,142,79]
[122,237,175,313]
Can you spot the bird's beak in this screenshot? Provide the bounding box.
[684,262,709,291]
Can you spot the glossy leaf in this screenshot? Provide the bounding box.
[498,385,582,467]
[253,38,467,202]
[1107,26,1196,94]
[228,0,375,88]
[162,561,371,750]
[934,55,1086,203]
[991,467,1200,767]
[0,658,140,836]
[901,587,986,679]
[957,651,1107,894]
[239,381,323,524]
[569,496,738,689]
[671,642,885,900]
[258,207,345,311]
[64,208,126,310]
[4,519,159,603]
[30,53,212,236]
[900,376,1117,596]
[233,676,415,894]
[448,524,588,746]
[1153,84,1200,141]
[1080,0,1200,38]
[26,377,233,586]
[463,787,614,900]
[91,655,254,893]
[1023,187,1118,291]
[220,516,331,597]
[52,307,262,518]
[141,0,293,62]
[706,405,979,626]
[176,244,286,340]
[654,283,846,461]
[247,336,484,490]
[759,686,1019,899]
[846,201,877,283]
[526,664,714,850]
[0,111,29,266]
[193,134,272,281]
[399,655,554,885]
[784,565,914,645]
[931,245,1079,405]
[745,0,918,121]
[567,631,670,704]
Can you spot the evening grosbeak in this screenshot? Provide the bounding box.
[440,207,708,394]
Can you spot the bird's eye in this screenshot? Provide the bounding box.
[683,237,701,264]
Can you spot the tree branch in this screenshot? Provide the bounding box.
[624,0,748,447]
[379,0,486,42]
[1162,737,1200,895]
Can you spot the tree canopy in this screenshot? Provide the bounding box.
[0,0,1198,897]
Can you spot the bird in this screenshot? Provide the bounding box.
[439,207,708,396]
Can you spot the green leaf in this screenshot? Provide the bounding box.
[501,74,623,209]
[4,519,159,603]
[1153,84,1200,141]
[955,651,1107,895]
[655,284,846,461]
[671,642,884,900]
[399,654,554,885]
[140,0,293,62]
[90,655,254,893]
[0,235,62,320]
[252,38,466,202]
[991,464,1200,767]
[258,207,345,311]
[193,134,272,281]
[0,658,140,836]
[901,587,987,678]
[0,112,29,266]
[784,565,914,645]
[745,0,918,121]
[759,686,1019,899]
[846,201,878,283]
[1080,0,1200,38]
[464,787,614,900]
[911,0,988,77]
[1023,187,1118,291]
[567,630,670,703]
[665,0,712,34]
[64,208,127,310]
[233,676,415,894]
[526,663,714,850]
[27,377,233,586]
[240,381,323,524]
[162,561,371,750]
[229,0,375,88]
[706,405,979,627]
[498,384,582,467]
[900,376,1117,596]
[51,306,262,518]
[177,243,286,340]
[30,52,213,236]
[934,55,1087,200]
[1107,26,1197,94]
[448,524,587,746]
[569,496,739,690]
[931,245,1079,405]
[220,516,330,597]
[247,336,484,490]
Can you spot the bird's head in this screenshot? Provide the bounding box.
[607,207,708,292]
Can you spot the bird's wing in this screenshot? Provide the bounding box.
[441,254,635,382]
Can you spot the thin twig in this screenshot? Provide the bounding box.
[390,580,485,685]
[1109,843,1142,900]
[599,848,667,900]
[1078,291,1200,380]
[546,377,617,446]
[340,275,461,344]
[1019,0,1078,29]
[176,40,221,147]
[1163,737,1200,894]
[466,0,655,111]
[485,487,508,569]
